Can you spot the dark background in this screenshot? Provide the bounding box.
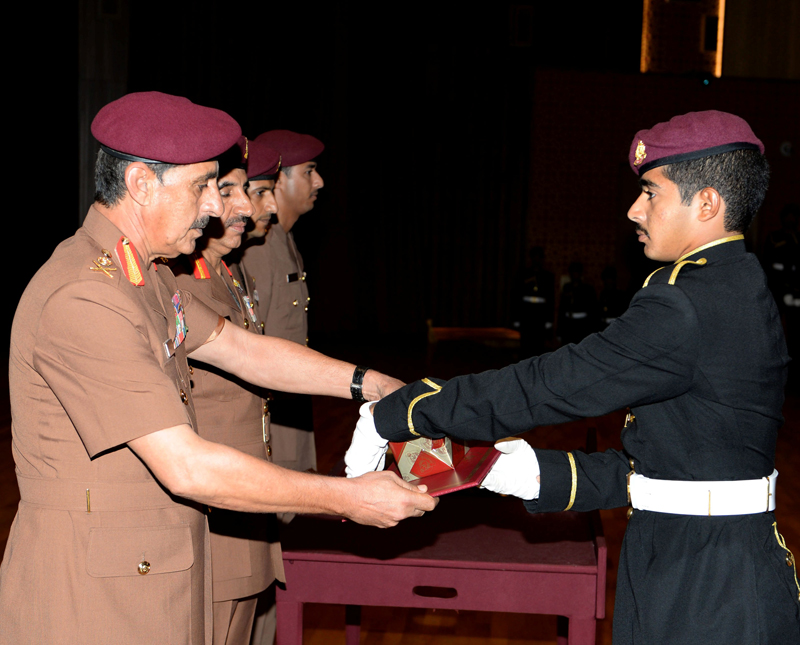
[8,1,799,344]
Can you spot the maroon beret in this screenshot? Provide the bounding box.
[245,138,282,180]
[254,129,324,167]
[91,91,241,164]
[235,136,249,165]
[629,110,764,176]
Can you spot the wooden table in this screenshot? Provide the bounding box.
[276,490,606,644]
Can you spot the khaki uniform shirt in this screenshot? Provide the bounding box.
[174,257,284,602]
[237,224,315,472]
[1,208,221,645]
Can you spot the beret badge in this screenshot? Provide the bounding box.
[633,140,647,166]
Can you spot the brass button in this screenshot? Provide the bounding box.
[292,300,298,307]
[787,553,795,566]
[180,389,188,404]
[138,560,151,575]
[304,306,308,312]
[188,365,193,375]
[263,401,269,413]
[243,318,249,329]
[260,321,265,330]
[307,296,311,302]
[627,507,634,519]
[267,445,272,457]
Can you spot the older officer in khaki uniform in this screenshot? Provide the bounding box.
[231,138,281,332]
[238,130,324,476]
[173,138,282,645]
[0,92,436,645]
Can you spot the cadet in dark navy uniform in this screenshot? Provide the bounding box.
[347,111,799,644]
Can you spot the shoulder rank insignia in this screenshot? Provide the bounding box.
[193,256,212,280]
[633,140,647,166]
[116,237,145,286]
[89,249,117,278]
[667,258,707,284]
[643,258,708,287]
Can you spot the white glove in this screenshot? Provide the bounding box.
[345,402,389,478]
[481,439,541,500]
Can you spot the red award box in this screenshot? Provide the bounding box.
[387,441,500,497]
[389,437,468,482]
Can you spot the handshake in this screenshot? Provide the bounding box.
[345,402,541,502]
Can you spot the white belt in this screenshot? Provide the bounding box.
[629,470,777,516]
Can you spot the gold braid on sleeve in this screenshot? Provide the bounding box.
[564,452,578,511]
[406,378,442,437]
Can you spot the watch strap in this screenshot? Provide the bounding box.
[350,365,370,402]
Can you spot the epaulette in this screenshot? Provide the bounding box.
[642,235,743,288]
[116,237,145,286]
[192,256,212,280]
[642,258,707,287]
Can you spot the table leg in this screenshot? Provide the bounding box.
[276,600,303,645]
[567,617,596,645]
[557,615,568,645]
[345,605,361,645]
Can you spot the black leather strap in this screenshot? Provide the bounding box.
[350,365,370,402]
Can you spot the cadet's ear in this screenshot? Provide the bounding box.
[125,162,155,206]
[696,186,722,223]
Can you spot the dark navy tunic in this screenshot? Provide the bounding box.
[374,238,799,644]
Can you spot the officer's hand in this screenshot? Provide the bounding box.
[362,370,405,400]
[343,470,438,527]
[345,402,389,477]
[480,439,541,500]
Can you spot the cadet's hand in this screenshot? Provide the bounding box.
[345,402,389,477]
[480,439,541,500]
[342,470,438,527]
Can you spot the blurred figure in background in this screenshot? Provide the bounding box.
[517,246,555,357]
[558,260,597,345]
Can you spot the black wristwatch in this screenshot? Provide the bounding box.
[350,365,370,402]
